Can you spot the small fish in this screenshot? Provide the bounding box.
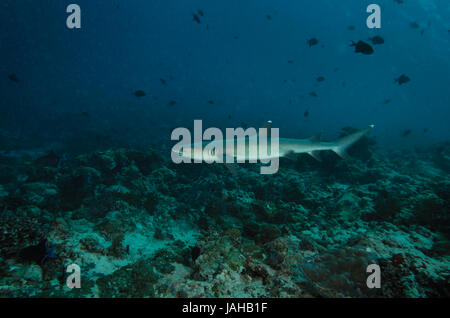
[307,38,319,47]
[160,78,166,85]
[423,128,429,133]
[394,0,404,3]
[410,21,420,29]
[368,35,385,45]
[234,35,239,40]
[192,13,201,24]
[420,29,425,36]
[347,25,355,31]
[19,239,56,266]
[401,129,412,137]
[395,74,410,85]
[168,100,177,106]
[8,73,19,83]
[288,60,294,64]
[208,100,214,105]
[316,76,325,82]
[351,40,374,55]
[82,111,90,118]
[227,114,233,120]
[304,109,310,117]
[382,98,391,105]
[197,10,204,17]
[309,91,318,97]
[266,15,272,21]
[134,90,146,98]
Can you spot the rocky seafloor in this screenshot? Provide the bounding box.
[0,132,449,298]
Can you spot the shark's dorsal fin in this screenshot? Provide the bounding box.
[259,120,272,138]
[309,132,321,142]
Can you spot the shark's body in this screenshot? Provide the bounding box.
[175,124,374,163]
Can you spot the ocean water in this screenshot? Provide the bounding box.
[0,0,449,298]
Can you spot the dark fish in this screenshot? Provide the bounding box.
[197,10,204,17]
[401,129,412,137]
[191,246,201,262]
[19,239,56,266]
[395,74,410,85]
[420,29,425,36]
[304,109,310,117]
[8,73,19,83]
[309,91,318,97]
[347,25,355,31]
[423,128,429,133]
[168,100,177,106]
[234,35,239,40]
[82,111,90,118]
[266,15,272,21]
[368,35,385,45]
[316,76,325,82]
[227,114,232,120]
[134,90,146,98]
[208,100,214,105]
[394,0,404,3]
[288,60,294,64]
[192,13,201,24]
[351,40,374,55]
[410,21,420,29]
[307,38,319,47]
[160,78,166,85]
[382,98,391,105]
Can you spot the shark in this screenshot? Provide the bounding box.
[171,121,374,173]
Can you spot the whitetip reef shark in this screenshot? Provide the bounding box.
[171,121,375,174]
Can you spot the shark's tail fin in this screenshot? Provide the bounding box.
[332,125,375,159]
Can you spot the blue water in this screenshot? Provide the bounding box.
[1,0,449,151]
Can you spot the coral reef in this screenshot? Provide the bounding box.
[0,141,448,298]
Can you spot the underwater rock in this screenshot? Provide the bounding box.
[96,260,160,297]
[298,247,378,297]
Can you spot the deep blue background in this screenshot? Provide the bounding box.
[1,0,449,151]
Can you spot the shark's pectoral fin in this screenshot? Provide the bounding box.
[283,151,297,161]
[308,151,322,162]
[332,148,351,160]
